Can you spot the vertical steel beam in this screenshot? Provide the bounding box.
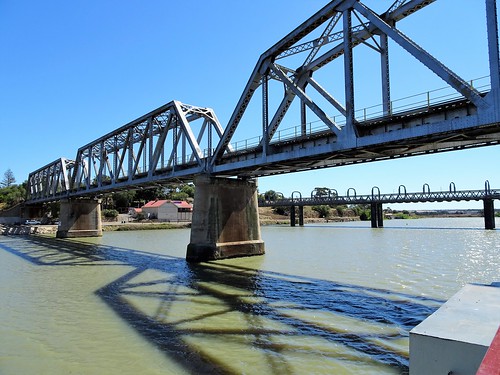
[148,118,154,175]
[127,128,133,181]
[97,141,104,187]
[86,146,92,188]
[113,136,118,183]
[343,9,356,136]
[290,205,296,227]
[381,33,391,116]
[301,99,307,137]
[208,119,213,157]
[486,0,500,92]
[262,75,269,157]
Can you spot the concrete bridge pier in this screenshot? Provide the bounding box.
[56,198,103,238]
[483,199,496,230]
[290,206,304,227]
[186,175,265,262]
[370,203,384,228]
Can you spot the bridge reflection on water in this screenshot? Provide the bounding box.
[0,233,443,374]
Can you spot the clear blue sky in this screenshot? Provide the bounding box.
[1,0,498,209]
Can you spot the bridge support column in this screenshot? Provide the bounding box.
[56,198,102,238]
[370,203,384,228]
[298,206,304,226]
[483,199,496,230]
[290,206,296,227]
[377,203,384,228]
[186,176,265,262]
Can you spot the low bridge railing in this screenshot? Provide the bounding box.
[258,182,500,207]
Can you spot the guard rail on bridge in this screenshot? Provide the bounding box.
[258,181,499,230]
[258,183,500,207]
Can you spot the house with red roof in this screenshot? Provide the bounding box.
[141,200,193,222]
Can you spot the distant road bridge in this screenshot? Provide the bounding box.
[258,181,499,229]
[23,0,500,261]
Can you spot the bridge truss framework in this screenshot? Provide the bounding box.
[27,0,500,204]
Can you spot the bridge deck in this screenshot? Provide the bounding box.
[259,188,500,207]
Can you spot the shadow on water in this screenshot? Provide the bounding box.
[0,235,444,374]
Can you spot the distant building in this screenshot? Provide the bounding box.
[141,200,193,222]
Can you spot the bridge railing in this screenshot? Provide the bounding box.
[258,186,500,207]
[230,76,491,153]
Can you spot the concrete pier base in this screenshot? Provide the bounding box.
[410,283,500,375]
[186,176,265,262]
[56,198,102,238]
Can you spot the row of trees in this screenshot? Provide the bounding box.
[0,169,25,210]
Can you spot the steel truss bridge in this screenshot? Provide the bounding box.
[258,181,500,207]
[27,0,500,204]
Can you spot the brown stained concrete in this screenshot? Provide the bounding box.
[187,176,264,262]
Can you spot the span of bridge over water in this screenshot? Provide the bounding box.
[23,0,500,261]
[258,183,500,229]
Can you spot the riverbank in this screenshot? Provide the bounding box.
[3,206,487,236]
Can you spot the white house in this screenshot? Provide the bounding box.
[141,200,193,222]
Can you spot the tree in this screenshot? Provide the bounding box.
[0,183,25,208]
[1,169,16,187]
[312,205,331,218]
[165,183,195,200]
[135,187,167,203]
[263,190,280,201]
[102,209,119,220]
[170,191,190,200]
[113,190,136,210]
[312,187,330,197]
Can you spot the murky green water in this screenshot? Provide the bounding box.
[1,218,499,374]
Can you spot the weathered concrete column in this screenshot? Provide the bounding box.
[483,199,496,230]
[56,198,102,238]
[186,176,265,262]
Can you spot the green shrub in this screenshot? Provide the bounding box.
[102,209,119,219]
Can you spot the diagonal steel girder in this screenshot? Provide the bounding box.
[26,158,74,201]
[210,0,442,166]
[353,1,488,110]
[210,0,348,166]
[270,64,341,135]
[24,100,226,201]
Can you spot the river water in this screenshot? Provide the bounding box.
[0,218,499,374]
